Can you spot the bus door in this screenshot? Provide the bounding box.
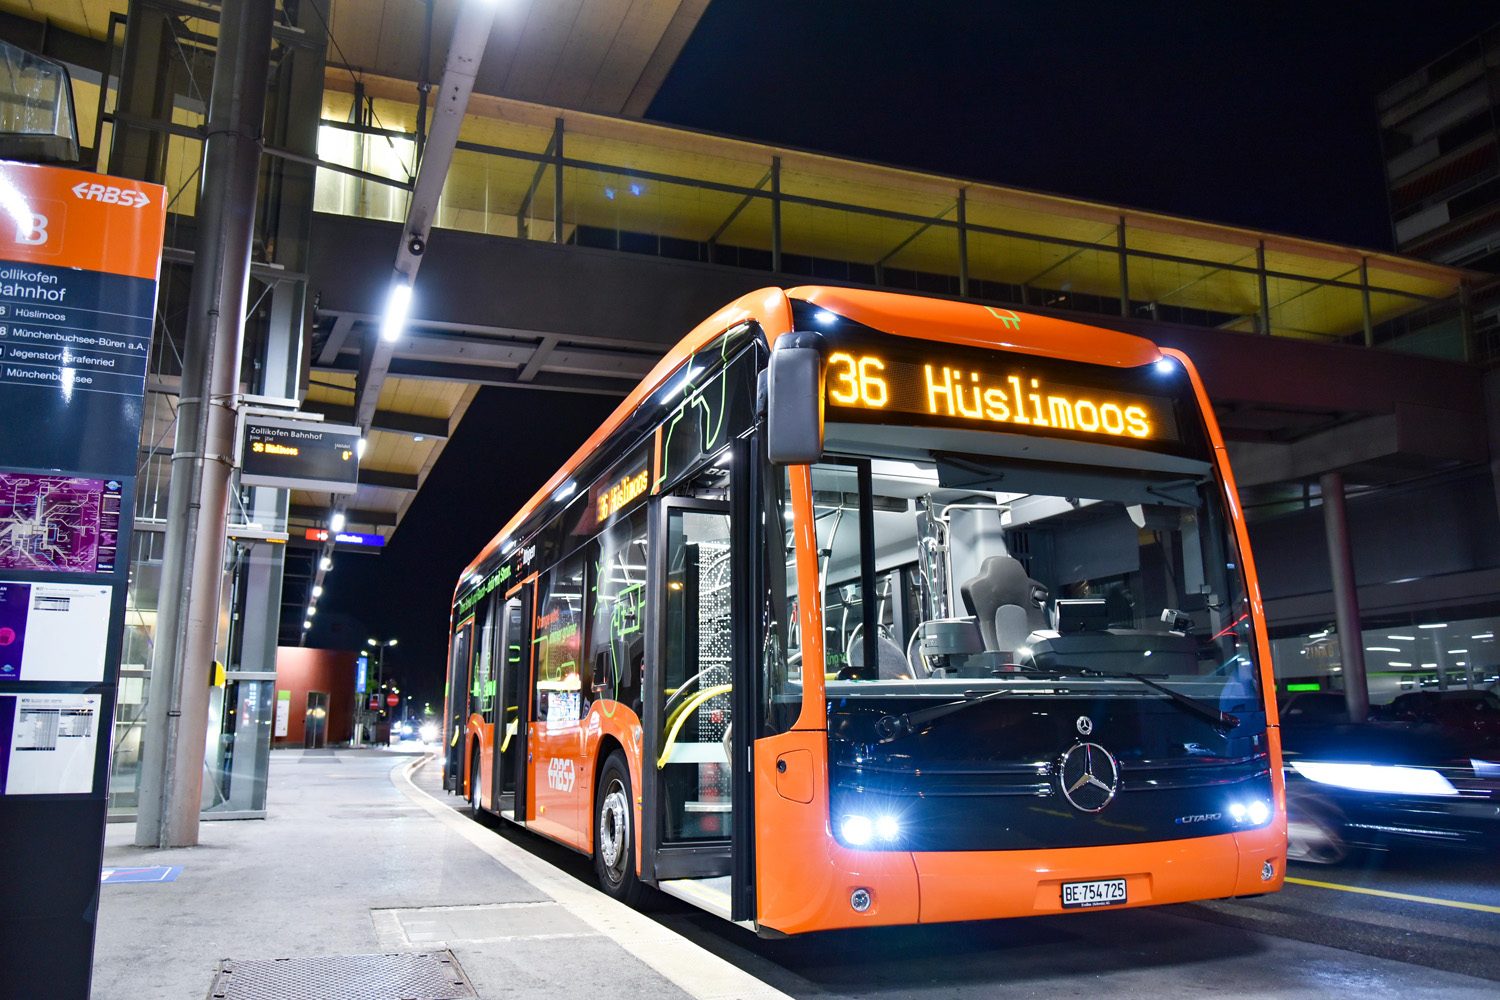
[646,496,735,888]
[530,554,589,847]
[493,590,530,820]
[443,616,474,793]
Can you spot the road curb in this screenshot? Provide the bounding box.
[391,754,793,1000]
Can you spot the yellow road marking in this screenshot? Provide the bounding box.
[1285,876,1500,914]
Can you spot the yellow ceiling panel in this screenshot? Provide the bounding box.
[1124,225,1260,266]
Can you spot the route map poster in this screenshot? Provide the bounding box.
[0,473,122,573]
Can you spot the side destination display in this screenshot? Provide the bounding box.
[240,416,361,493]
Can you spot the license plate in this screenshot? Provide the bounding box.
[1061,878,1127,909]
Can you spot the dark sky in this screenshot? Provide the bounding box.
[310,1,1498,711]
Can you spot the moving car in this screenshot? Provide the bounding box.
[1279,692,1500,863]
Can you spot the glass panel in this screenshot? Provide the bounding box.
[590,508,649,711]
[1126,252,1259,330]
[202,678,272,814]
[562,165,751,261]
[661,507,733,841]
[535,552,588,724]
[761,471,802,734]
[1370,292,1466,359]
[1271,614,1500,712]
[1266,274,1365,341]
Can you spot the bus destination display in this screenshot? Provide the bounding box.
[824,350,1180,444]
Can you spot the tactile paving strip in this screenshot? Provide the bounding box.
[207,951,476,1000]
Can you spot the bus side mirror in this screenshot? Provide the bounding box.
[767,340,823,464]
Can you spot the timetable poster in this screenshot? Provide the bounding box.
[0,580,113,683]
[0,692,101,795]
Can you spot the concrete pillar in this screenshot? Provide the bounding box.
[1320,471,1369,722]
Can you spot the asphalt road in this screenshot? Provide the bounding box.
[418,759,1500,997]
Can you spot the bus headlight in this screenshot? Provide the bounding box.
[876,815,900,841]
[1228,799,1271,826]
[841,815,872,845]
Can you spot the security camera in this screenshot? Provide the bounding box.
[407,235,425,256]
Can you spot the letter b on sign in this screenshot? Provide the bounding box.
[14,213,47,245]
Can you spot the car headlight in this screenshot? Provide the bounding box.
[1290,761,1458,796]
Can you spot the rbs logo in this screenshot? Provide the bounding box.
[546,757,575,793]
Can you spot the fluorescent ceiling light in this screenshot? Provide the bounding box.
[1418,623,1447,629]
[330,512,346,533]
[1366,647,1400,653]
[1387,635,1415,641]
[381,281,412,342]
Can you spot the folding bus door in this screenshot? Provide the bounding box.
[647,495,736,910]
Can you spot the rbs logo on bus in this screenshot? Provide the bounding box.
[547,757,575,792]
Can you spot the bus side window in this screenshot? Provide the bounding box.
[761,467,802,734]
[535,552,590,725]
[590,507,648,712]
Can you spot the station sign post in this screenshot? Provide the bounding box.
[0,162,166,998]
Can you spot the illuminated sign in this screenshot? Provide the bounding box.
[825,351,1178,444]
[597,469,649,521]
[303,528,385,548]
[240,417,361,493]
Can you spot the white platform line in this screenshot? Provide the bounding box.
[390,755,793,1000]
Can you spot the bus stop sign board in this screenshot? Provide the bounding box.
[0,162,165,999]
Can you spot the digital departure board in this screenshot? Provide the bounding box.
[822,343,1184,447]
[240,417,361,493]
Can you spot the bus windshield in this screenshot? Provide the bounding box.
[801,444,1262,724]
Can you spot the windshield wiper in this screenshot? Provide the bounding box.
[1027,666,1240,733]
[874,686,1029,743]
[872,668,1240,744]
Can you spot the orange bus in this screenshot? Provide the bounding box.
[443,286,1286,934]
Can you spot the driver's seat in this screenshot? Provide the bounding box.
[960,555,1047,653]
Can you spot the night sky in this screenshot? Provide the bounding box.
[309,1,1499,714]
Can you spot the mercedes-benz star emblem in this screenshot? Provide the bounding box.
[1059,742,1120,813]
[1076,715,1093,736]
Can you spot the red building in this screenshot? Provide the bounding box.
[274,647,358,747]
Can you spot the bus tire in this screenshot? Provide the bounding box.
[469,746,483,815]
[594,751,642,906]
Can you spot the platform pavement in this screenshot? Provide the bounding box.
[93,747,788,999]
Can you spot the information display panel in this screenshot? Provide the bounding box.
[240,416,361,493]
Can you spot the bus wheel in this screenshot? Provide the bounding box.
[594,751,641,905]
[469,748,483,814]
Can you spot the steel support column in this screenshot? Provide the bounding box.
[1360,258,1374,347]
[137,0,273,848]
[770,156,782,274]
[1117,216,1130,317]
[1257,240,1271,335]
[957,189,968,298]
[1320,471,1369,723]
